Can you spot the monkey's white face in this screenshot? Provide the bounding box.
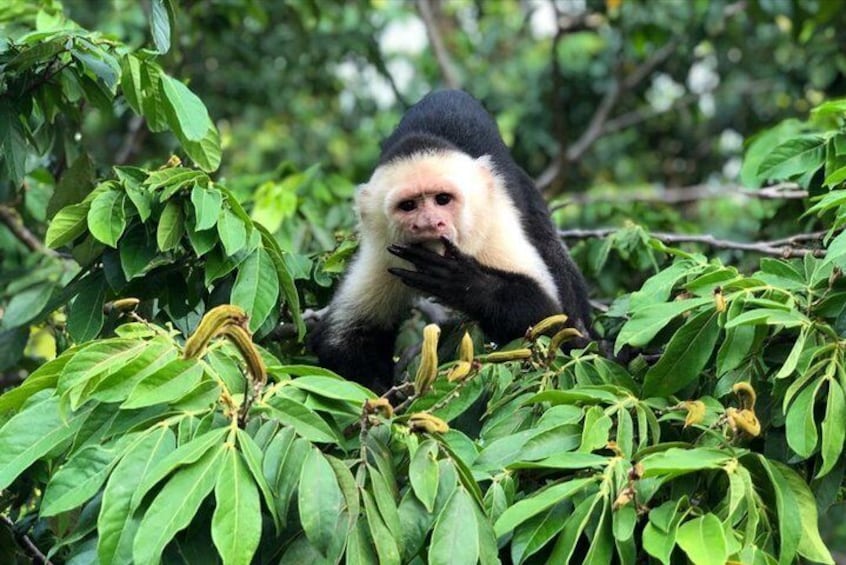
[356,150,495,254]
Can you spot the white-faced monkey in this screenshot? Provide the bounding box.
[310,90,591,392]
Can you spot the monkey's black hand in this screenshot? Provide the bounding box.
[386,237,490,309]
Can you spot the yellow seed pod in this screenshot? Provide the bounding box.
[220,325,267,388]
[458,331,474,363]
[183,304,249,359]
[528,313,570,339]
[364,397,394,418]
[714,287,726,313]
[414,324,441,394]
[408,412,449,434]
[682,400,706,428]
[447,361,472,383]
[481,348,533,363]
[726,407,761,437]
[732,382,757,410]
[104,297,140,314]
[548,327,584,353]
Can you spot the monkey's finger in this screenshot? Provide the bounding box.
[387,268,455,296]
[439,236,466,259]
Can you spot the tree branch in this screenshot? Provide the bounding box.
[416,0,461,89]
[0,205,57,256]
[555,182,806,207]
[559,227,825,258]
[1,515,53,565]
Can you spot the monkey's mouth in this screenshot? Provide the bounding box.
[396,236,447,256]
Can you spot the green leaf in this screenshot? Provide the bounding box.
[257,225,305,338]
[119,54,143,114]
[287,375,374,403]
[771,461,834,564]
[0,355,66,412]
[298,448,344,558]
[121,358,204,409]
[819,380,846,477]
[132,427,227,509]
[430,487,479,565]
[150,0,172,54]
[0,105,28,184]
[785,378,822,458]
[87,190,127,247]
[212,447,261,565]
[191,184,223,231]
[642,308,720,397]
[262,397,338,443]
[629,260,695,309]
[615,297,711,352]
[510,502,570,564]
[346,519,379,565]
[45,202,89,248]
[98,427,175,565]
[235,429,280,529]
[41,444,117,516]
[494,478,593,538]
[548,493,601,563]
[66,272,108,343]
[0,394,88,490]
[119,225,158,279]
[218,207,248,257]
[133,444,224,564]
[160,74,213,141]
[757,135,826,182]
[231,247,280,332]
[2,282,54,327]
[367,464,401,541]
[676,514,728,565]
[640,447,734,478]
[756,456,801,565]
[409,440,439,512]
[58,338,147,401]
[362,489,401,565]
[177,122,222,173]
[157,199,185,252]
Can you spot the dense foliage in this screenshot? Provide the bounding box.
[2,1,846,563]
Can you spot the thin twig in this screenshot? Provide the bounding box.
[0,205,57,256]
[558,227,825,257]
[416,0,461,89]
[1,515,53,565]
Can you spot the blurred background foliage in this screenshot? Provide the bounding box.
[3,0,846,555]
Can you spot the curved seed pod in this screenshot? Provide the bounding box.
[408,412,449,434]
[732,382,756,410]
[183,304,249,359]
[682,400,706,428]
[447,361,472,383]
[220,325,267,389]
[528,313,570,339]
[364,397,394,418]
[414,324,441,394]
[727,407,761,437]
[548,327,584,353]
[480,348,532,363]
[103,297,140,314]
[458,331,474,363]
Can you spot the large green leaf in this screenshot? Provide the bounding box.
[819,380,846,477]
[41,443,119,516]
[494,478,593,538]
[298,448,344,558]
[409,440,440,512]
[430,486,479,565]
[676,514,728,565]
[133,444,224,564]
[785,378,822,458]
[615,297,711,352]
[87,189,127,247]
[159,74,213,141]
[756,134,826,183]
[97,427,175,565]
[642,308,720,397]
[0,394,89,490]
[66,272,109,343]
[121,358,204,409]
[2,282,55,327]
[45,202,90,248]
[212,447,261,565]
[191,184,223,231]
[156,199,185,252]
[231,247,280,332]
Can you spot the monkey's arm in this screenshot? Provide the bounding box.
[387,238,561,344]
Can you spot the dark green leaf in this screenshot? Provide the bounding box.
[212,447,261,565]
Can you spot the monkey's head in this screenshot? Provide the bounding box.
[356,150,498,255]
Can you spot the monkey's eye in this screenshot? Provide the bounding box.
[398,200,416,212]
[434,193,452,205]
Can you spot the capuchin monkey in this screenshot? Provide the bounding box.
[310,90,591,392]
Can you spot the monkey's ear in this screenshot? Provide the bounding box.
[475,155,498,190]
[355,183,373,219]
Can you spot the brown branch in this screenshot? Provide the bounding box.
[559,228,825,257]
[416,0,461,89]
[0,205,57,256]
[537,37,681,190]
[558,182,806,207]
[1,515,53,565]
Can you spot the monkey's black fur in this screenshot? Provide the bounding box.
[311,90,591,392]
